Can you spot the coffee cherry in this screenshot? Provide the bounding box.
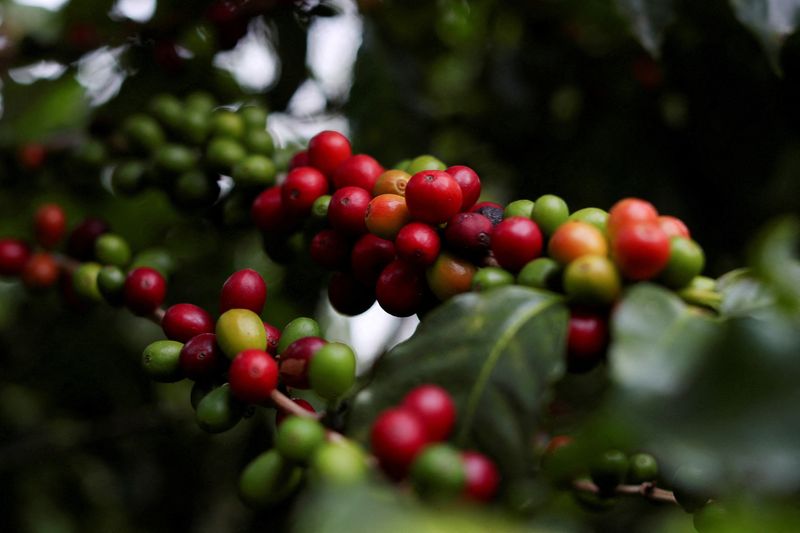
[407,154,446,174]
[402,385,456,442]
[130,248,175,278]
[277,317,321,353]
[607,198,659,240]
[179,332,224,381]
[461,450,500,502]
[328,186,372,235]
[446,165,481,211]
[178,107,210,144]
[97,265,126,306]
[327,271,376,316]
[311,195,332,221]
[567,311,608,373]
[279,336,327,389]
[206,137,246,170]
[612,221,670,280]
[67,218,109,261]
[244,129,275,156]
[233,155,276,186]
[211,109,245,139]
[0,239,31,276]
[289,150,310,170]
[162,303,214,343]
[444,212,493,257]
[672,466,711,513]
[142,339,184,382]
[376,259,426,317]
[124,267,166,315]
[405,170,462,225]
[370,407,429,478]
[350,234,396,285]
[365,194,411,240]
[309,342,357,400]
[220,269,267,314]
[275,416,326,463]
[155,144,198,174]
[410,444,466,499]
[18,142,46,169]
[216,309,267,359]
[471,202,504,225]
[228,349,279,405]
[94,234,131,267]
[34,204,66,249]
[627,453,659,484]
[658,215,690,238]
[472,267,514,292]
[239,449,303,509]
[548,221,608,265]
[517,257,561,290]
[504,199,535,219]
[123,114,165,153]
[660,237,705,289]
[73,262,103,301]
[426,252,477,301]
[310,440,368,485]
[173,170,219,208]
[276,398,316,426]
[263,322,281,355]
[541,435,582,487]
[21,253,59,289]
[563,255,621,305]
[590,449,629,494]
[332,154,384,191]
[310,229,352,270]
[239,105,268,130]
[373,169,410,196]
[308,131,352,176]
[148,94,183,129]
[491,217,543,272]
[395,223,440,266]
[531,194,569,236]
[282,167,329,216]
[568,207,609,235]
[693,501,727,532]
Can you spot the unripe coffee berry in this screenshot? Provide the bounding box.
[531,194,569,236]
[309,342,357,400]
[373,169,410,196]
[220,268,267,314]
[548,221,608,265]
[365,194,411,240]
[162,303,214,343]
[73,262,103,301]
[97,265,126,306]
[142,339,184,382]
[405,170,462,225]
[590,449,629,494]
[216,309,267,359]
[95,233,132,267]
[277,317,321,353]
[310,440,368,486]
[275,416,326,463]
[238,449,302,509]
[410,443,466,499]
[228,349,279,405]
[124,267,167,315]
[426,252,477,301]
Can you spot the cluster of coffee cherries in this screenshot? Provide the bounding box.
[370,385,500,502]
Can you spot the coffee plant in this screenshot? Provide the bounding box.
[2,1,800,532]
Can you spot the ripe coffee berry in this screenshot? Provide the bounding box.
[395,223,440,266]
[228,349,279,405]
[373,169,410,196]
[252,186,298,234]
[375,259,426,317]
[275,398,316,426]
[34,203,67,249]
[567,310,608,373]
[124,267,167,316]
[66,218,109,261]
[491,217,544,272]
[308,130,352,176]
[328,186,371,235]
[446,165,481,211]
[350,234,396,285]
[401,385,456,442]
[279,336,327,389]
[444,212,493,256]
[21,253,60,289]
[263,322,281,355]
[289,150,310,170]
[612,222,670,280]
[658,215,690,238]
[370,408,429,479]
[220,269,267,314]
[162,303,214,343]
[327,271,376,316]
[426,252,477,301]
[281,167,329,216]
[461,451,501,502]
[364,194,411,240]
[179,333,224,381]
[310,229,352,271]
[332,154,384,191]
[0,239,31,276]
[548,221,608,265]
[470,202,504,225]
[405,170,462,225]
[607,198,659,240]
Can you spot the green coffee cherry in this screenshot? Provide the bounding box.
[112,161,147,195]
[240,105,268,130]
[472,267,515,292]
[517,257,561,290]
[74,139,107,167]
[672,466,712,513]
[97,265,126,306]
[660,237,705,289]
[196,383,243,433]
[130,248,175,278]
[73,262,103,301]
[94,234,131,267]
[531,194,569,236]
[410,444,466,500]
[184,91,217,114]
[407,154,446,174]
[212,110,245,140]
[142,340,184,382]
[178,108,211,145]
[693,501,728,532]
[563,255,621,305]
[277,317,321,353]
[309,441,368,485]
[590,450,629,494]
[244,129,274,155]
[393,159,412,172]
[504,199,535,219]
[232,155,276,186]
[275,416,326,463]
[216,309,267,359]
[206,137,247,170]
[627,453,659,484]
[155,144,198,174]
[568,207,609,235]
[123,114,165,153]
[311,195,331,220]
[309,342,356,401]
[148,94,183,130]
[239,449,303,509]
[174,170,218,207]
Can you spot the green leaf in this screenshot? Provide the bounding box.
[614,0,677,56]
[749,215,800,311]
[729,0,800,73]
[347,286,568,479]
[716,268,776,317]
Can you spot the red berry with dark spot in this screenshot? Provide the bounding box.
[179,333,224,381]
[252,186,299,234]
[228,349,279,405]
[332,154,384,191]
[220,268,267,314]
[34,203,67,249]
[567,311,608,373]
[327,271,376,316]
[612,222,670,280]
[162,303,214,343]
[405,170,462,225]
[491,217,543,272]
[401,384,456,441]
[375,259,426,317]
[308,131,352,176]
[395,223,440,266]
[462,451,501,502]
[327,186,371,234]
[67,218,110,261]
[310,229,352,270]
[446,165,481,211]
[350,233,396,285]
[124,267,167,316]
[263,322,281,355]
[275,398,316,426]
[279,336,327,389]
[0,239,31,276]
[370,408,429,479]
[444,212,493,257]
[281,167,329,216]
[470,202,504,225]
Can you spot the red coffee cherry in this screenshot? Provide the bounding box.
[0,239,31,276]
[364,194,411,240]
[491,217,544,272]
[446,165,481,211]
[370,408,429,479]
[21,252,60,289]
[279,336,327,389]
[124,267,167,316]
[179,332,224,381]
[308,131,352,176]
[327,271,376,316]
[401,384,456,441]
[263,322,281,355]
[228,349,279,405]
[281,167,329,216]
[395,223,441,266]
[18,142,46,170]
[67,218,110,261]
[327,186,371,235]
[289,150,310,170]
[310,229,352,270]
[252,186,299,234]
[607,198,659,240]
[275,398,316,426]
[375,259,426,317]
[332,154,384,191]
[220,268,267,314]
[444,212,493,257]
[162,303,214,343]
[405,170,463,224]
[612,222,670,280]
[567,310,608,373]
[658,215,690,239]
[34,203,67,249]
[461,451,501,502]
[350,233,396,285]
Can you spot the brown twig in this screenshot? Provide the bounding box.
[572,479,677,504]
